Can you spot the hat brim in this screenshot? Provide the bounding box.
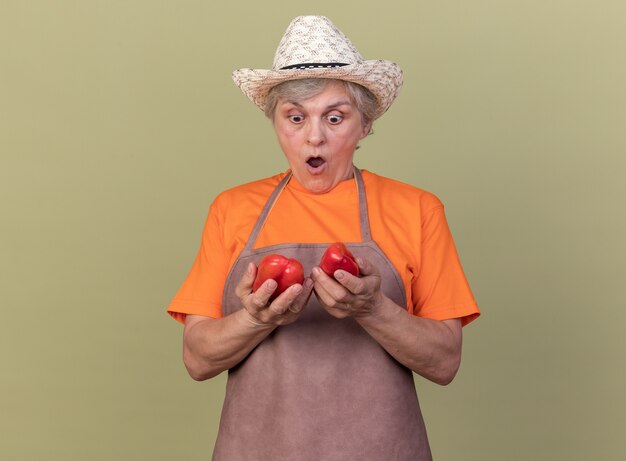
[232,60,403,120]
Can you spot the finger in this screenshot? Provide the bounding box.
[355,257,379,277]
[332,269,364,294]
[313,284,351,318]
[235,262,257,298]
[269,282,303,315]
[311,267,339,294]
[335,257,382,294]
[287,278,314,313]
[247,279,277,314]
[311,268,346,306]
[311,265,349,291]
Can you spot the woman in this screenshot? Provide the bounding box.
[167,16,480,460]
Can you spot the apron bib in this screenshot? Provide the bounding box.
[213,168,432,460]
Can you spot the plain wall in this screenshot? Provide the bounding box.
[1,1,625,459]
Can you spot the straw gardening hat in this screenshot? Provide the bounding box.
[232,16,403,120]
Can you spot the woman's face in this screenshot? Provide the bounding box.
[273,81,371,194]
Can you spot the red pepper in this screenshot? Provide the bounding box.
[252,254,305,301]
[319,242,360,278]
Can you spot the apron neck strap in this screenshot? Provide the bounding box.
[354,167,372,241]
[243,166,371,253]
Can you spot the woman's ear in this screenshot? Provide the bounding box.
[360,121,373,139]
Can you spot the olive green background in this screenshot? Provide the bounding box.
[2,1,625,460]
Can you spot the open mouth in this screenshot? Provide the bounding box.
[306,157,326,168]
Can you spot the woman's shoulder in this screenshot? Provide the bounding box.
[361,169,444,213]
[212,171,288,208]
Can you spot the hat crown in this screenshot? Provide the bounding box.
[272,16,364,70]
[232,15,403,120]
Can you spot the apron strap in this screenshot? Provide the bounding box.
[242,172,292,254]
[354,167,372,242]
[242,166,372,253]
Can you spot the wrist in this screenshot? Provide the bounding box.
[357,294,400,322]
[239,308,275,331]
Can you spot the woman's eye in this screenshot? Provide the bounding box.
[288,115,304,123]
[326,115,343,124]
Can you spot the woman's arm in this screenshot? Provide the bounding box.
[183,311,274,381]
[183,262,314,381]
[354,303,462,385]
[311,259,463,385]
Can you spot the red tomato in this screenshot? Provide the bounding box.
[319,242,360,278]
[252,254,305,301]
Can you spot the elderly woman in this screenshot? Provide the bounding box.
[167,16,479,460]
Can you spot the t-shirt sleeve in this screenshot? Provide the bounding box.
[166,200,229,324]
[411,203,480,326]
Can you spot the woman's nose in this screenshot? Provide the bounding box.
[306,120,326,146]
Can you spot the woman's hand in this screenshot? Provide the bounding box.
[237,262,314,326]
[311,257,385,319]
[183,262,313,381]
[312,256,463,385]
